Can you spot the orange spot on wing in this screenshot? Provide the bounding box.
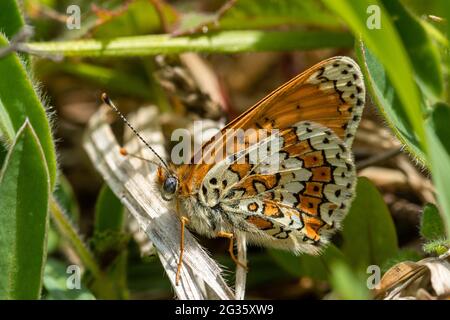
[248,202,259,212]
[338,103,353,115]
[284,140,313,156]
[300,151,324,168]
[311,166,332,182]
[303,216,324,241]
[282,128,299,145]
[236,174,278,196]
[304,182,323,197]
[263,202,283,217]
[246,216,273,230]
[298,195,322,216]
[259,175,278,189]
[230,163,252,179]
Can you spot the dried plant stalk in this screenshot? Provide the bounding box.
[84,105,236,299]
[235,233,247,300]
[375,250,450,299]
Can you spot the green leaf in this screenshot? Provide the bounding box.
[381,0,443,99]
[35,61,153,100]
[423,239,449,255]
[53,175,80,225]
[175,0,342,34]
[25,30,353,57]
[0,34,57,189]
[444,0,450,102]
[0,0,30,77]
[381,248,422,273]
[92,0,177,38]
[219,0,341,29]
[59,0,176,40]
[426,102,450,238]
[323,0,425,149]
[91,184,128,299]
[0,141,7,170]
[0,97,16,141]
[420,203,446,240]
[43,258,95,300]
[330,261,370,300]
[95,184,124,233]
[356,43,426,164]
[0,0,26,38]
[0,121,50,299]
[49,198,116,299]
[269,244,345,281]
[46,225,60,255]
[342,177,398,270]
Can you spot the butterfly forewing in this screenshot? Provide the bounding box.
[177,57,364,190]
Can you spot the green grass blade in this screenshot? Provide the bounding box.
[0,0,26,38]
[95,184,124,233]
[382,0,443,99]
[25,30,353,57]
[322,0,425,148]
[0,34,57,189]
[342,177,398,270]
[0,121,50,299]
[220,0,341,29]
[356,42,426,164]
[427,102,450,238]
[269,244,345,281]
[36,61,153,100]
[176,0,342,34]
[43,258,95,300]
[91,185,128,299]
[330,261,370,300]
[420,203,446,241]
[53,175,81,225]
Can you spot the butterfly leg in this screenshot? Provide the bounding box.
[217,231,248,270]
[176,216,189,286]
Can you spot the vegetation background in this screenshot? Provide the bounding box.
[0,0,449,299]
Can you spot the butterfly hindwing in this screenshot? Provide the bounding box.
[198,121,356,254]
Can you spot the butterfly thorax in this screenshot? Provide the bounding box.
[156,164,232,237]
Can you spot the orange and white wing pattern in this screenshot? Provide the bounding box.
[176,56,364,253]
[198,121,355,254]
[177,56,364,193]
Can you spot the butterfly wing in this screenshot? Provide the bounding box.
[216,55,364,146]
[198,121,355,253]
[176,56,364,194]
[175,56,364,252]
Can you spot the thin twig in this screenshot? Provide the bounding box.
[149,0,170,33]
[0,26,34,58]
[0,26,63,61]
[356,147,402,170]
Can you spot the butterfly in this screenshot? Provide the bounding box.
[103,56,365,285]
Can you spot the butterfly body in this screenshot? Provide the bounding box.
[154,56,365,270]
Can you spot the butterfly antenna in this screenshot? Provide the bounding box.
[101,93,170,172]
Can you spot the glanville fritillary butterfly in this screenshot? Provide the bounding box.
[103,56,365,285]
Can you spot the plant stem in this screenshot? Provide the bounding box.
[25,30,353,58]
[49,196,117,298]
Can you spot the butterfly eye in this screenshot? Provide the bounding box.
[163,176,178,195]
